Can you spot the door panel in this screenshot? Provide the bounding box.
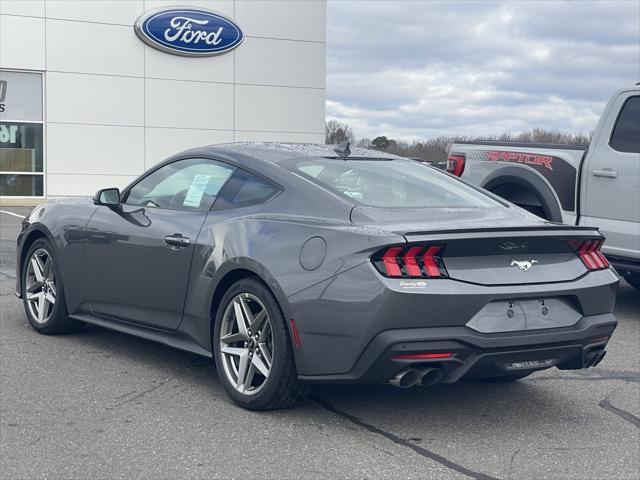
[582,93,640,259]
[83,157,236,329]
[85,205,207,330]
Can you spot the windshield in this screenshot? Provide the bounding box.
[287,158,501,208]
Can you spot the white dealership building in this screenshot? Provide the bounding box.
[0,0,326,201]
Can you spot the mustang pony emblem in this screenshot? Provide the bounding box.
[511,259,538,271]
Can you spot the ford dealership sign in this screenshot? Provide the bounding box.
[134,7,243,57]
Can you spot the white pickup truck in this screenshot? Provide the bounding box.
[447,85,640,289]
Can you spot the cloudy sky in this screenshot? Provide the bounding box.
[326,0,640,141]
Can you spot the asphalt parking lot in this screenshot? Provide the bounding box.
[1,207,638,480]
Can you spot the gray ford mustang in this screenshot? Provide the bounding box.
[16,143,618,410]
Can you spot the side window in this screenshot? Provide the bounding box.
[213,169,280,210]
[610,96,640,153]
[124,158,235,211]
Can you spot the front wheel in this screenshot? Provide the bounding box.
[22,239,83,334]
[213,278,308,410]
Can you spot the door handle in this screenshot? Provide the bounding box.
[163,234,190,249]
[592,169,618,178]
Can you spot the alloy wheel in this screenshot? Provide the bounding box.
[219,293,273,395]
[25,248,57,324]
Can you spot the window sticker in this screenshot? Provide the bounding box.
[183,173,211,208]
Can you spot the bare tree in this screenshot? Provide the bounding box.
[353,128,591,163]
[324,121,591,163]
[356,138,372,148]
[325,120,355,145]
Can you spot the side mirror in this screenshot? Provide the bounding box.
[93,188,120,207]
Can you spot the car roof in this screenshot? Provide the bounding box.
[154,142,409,203]
[208,142,404,164]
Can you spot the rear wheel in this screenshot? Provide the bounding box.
[623,272,640,290]
[213,278,308,410]
[518,204,546,219]
[490,184,553,221]
[22,239,83,334]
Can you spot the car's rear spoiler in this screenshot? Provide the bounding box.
[402,226,602,243]
[404,225,599,236]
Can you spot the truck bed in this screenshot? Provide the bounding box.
[449,141,589,224]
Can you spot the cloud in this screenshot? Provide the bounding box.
[326,0,640,140]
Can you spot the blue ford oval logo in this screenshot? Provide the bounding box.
[134,7,243,57]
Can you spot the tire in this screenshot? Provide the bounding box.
[478,373,531,383]
[488,183,556,221]
[623,272,640,290]
[21,239,84,335]
[517,203,547,220]
[213,277,308,410]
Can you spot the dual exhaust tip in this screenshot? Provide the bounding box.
[391,349,607,387]
[390,367,444,388]
[584,348,606,368]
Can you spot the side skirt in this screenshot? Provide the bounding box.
[69,313,212,358]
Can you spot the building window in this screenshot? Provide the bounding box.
[0,70,44,197]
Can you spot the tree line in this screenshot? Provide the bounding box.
[325,119,591,162]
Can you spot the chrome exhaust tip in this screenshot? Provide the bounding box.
[584,349,606,368]
[389,368,422,388]
[591,350,606,367]
[418,368,444,387]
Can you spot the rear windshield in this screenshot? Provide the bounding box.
[286,158,501,208]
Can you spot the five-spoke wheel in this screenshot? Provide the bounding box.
[25,248,57,324]
[22,239,83,334]
[213,278,307,410]
[219,293,273,395]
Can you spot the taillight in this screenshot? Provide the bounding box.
[382,246,403,277]
[447,154,466,177]
[372,244,448,278]
[568,239,610,271]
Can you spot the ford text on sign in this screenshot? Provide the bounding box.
[134,7,243,57]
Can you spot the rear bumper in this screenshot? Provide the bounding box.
[289,262,619,376]
[298,313,617,384]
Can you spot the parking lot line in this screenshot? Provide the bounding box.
[0,210,26,219]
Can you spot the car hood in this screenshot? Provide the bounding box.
[48,196,94,206]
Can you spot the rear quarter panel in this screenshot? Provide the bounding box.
[179,206,404,354]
